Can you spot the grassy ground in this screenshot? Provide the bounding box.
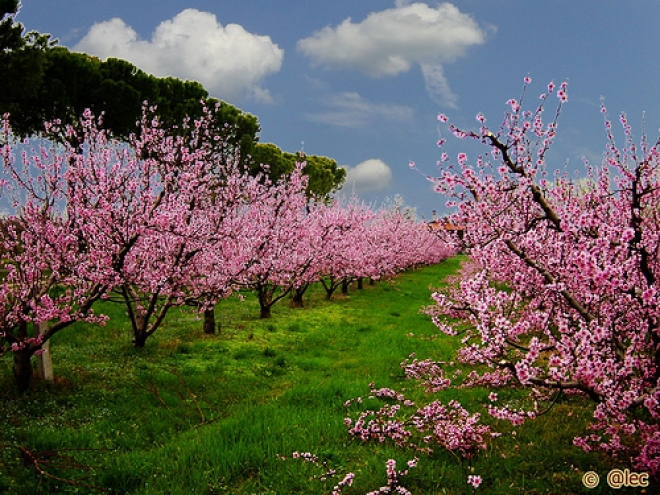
[0,258,646,494]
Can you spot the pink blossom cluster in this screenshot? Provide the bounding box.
[1,335,45,356]
[412,400,495,458]
[365,458,418,495]
[285,451,421,495]
[425,78,660,475]
[346,400,411,447]
[467,474,483,488]
[400,354,452,392]
[345,380,496,460]
[332,473,355,495]
[284,451,354,493]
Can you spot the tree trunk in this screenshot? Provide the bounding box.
[291,285,307,308]
[320,278,338,300]
[260,304,272,319]
[257,285,275,318]
[357,278,364,290]
[203,307,216,334]
[341,279,350,295]
[132,314,148,348]
[13,348,33,392]
[132,333,147,348]
[291,293,304,308]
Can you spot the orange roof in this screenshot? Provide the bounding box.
[428,220,464,232]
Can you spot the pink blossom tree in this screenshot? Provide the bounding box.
[315,201,375,300]
[308,199,454,301]
[288,199,354,308]
[0,102,253,388]
[228,163,316,318]
[0,111,168,389]
[417,79,660,475]
[363,205,455,279]
[110,106,252,346]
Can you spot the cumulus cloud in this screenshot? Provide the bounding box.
[74,9,284,102]
[342,159,393,194]
[307,92,413,128]
[297,2,485,107]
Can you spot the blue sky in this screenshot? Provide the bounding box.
[14,1,660,218]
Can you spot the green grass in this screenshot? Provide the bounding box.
[0,257,646,494]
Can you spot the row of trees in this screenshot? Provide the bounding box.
[0,106,454,392]
[0,3,346,199]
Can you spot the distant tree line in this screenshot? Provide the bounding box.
[0,2,345,199]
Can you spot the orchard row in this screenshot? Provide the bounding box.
[0,106,455,391]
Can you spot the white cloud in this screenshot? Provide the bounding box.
[307,92,413,128]
[342,159,393,194]
[297,2,485,107]
[74,9,284,103]
[421,63,458,108]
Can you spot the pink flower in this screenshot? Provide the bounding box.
[458,153,468,165]
[468,474,483,488]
